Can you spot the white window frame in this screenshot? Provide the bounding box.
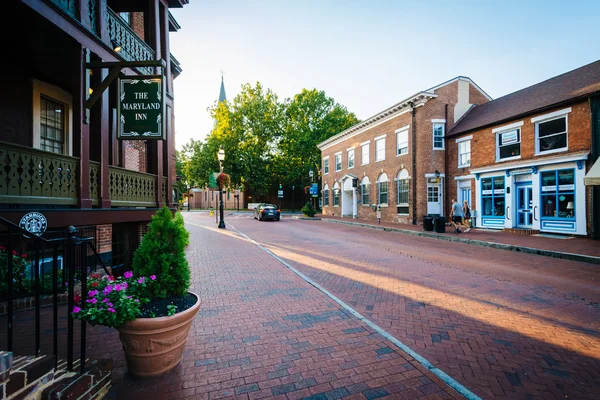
[377,173,388,206]
[347,148,355,169]
[533,108,571,156]
[33,79,73,156]
[375,135,386,162]
[323,156,329,175]
[395,169,410,211]
[396,125,409,156]
[361,176,370,206]
[322,184,330,207]
[333,183,340,207]
[335,152,342,172]
[495,129,522,162]
[361,141,370,165]
[456,135,472,168]
[432,119,445,150]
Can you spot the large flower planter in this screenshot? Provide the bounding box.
[117,292,200,378]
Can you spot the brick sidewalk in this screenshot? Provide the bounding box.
[99,214,462,399]
[319,215,600,258]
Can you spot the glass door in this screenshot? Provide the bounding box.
[516,185,533,227]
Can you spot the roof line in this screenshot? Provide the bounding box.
[426,76,493,101]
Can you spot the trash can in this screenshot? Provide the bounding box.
[423,216,434,231]
[434,217,446,233]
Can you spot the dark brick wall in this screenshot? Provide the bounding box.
[0,76,33,147]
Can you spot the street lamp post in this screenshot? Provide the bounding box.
[292,186,295,213]
[309,170,314,210]
[217,147,226,229]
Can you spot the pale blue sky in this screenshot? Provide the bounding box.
[170,0,599,150]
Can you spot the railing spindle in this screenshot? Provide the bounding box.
[66,228,75,372]
[80,242,88,374]
[52,243,59,370]
[7,226,13,351]
[34,240,41,356]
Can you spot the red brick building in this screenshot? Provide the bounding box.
[0,0,188,267]
[317,78,490,223]
[447,60,600,237]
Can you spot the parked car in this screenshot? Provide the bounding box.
[254,203,280,221]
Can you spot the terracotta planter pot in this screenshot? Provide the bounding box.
[118,292,200,378]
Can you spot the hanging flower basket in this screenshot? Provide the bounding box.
[217,173,231,189]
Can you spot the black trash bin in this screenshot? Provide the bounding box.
[423,216,434,231]
[434,217,446,233]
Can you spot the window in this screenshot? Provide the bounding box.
[497,129,521,160]
[427,186,439,202]
[347,149,355,169]
[361,142,370,165]
[433,123,444,149]
[458,140,471,167]
[323,157,329,174]
[481,176,505,217]
[536,116,568,154]
[541,169,575,219]
[33,80,72,156]
[119,12,131,24]
[361,176,370,206]
[377,173,388,205]
[227,191,230,200]
[323,184,330,207]
[396,127,408,156]
[375,137,385,162]
[335,153,342,171]
[40,97,66,154]
[396,169,409,214]
[333,183,340,206]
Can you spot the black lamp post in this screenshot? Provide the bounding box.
[309,169,314,210]
[292,185,295,213]
[217,147,226,229]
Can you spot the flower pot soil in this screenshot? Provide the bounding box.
[138,293,197,318]
[118,292,200,378]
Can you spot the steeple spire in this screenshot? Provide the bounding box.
[218,71,227,103]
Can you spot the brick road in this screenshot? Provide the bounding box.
[225,213,600,400]
[98,213,460,399]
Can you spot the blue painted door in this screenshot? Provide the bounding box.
[516,185,533,228]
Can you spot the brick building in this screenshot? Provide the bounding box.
[319,60,600,237]
[447,60,600,237]
[1,0,188,267]
[317,78,490,223]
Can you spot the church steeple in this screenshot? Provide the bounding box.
[218,71,227,103]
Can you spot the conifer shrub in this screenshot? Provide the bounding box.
[301,202,317,217]
[132,207,190,298]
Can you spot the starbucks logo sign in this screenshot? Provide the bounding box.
[19,212,48,236]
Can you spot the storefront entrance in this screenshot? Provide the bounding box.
[516,184,533,228]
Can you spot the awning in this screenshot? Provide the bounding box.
[585,158,600,186]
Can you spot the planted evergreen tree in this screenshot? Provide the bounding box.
[132,207,190,298]
[301,202,317,217]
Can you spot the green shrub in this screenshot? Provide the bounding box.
[301,202,317,217]
[132,207,190,298]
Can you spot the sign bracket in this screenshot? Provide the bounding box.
[85,59,167,109]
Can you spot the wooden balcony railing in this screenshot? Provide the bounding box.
[0,142,78,205]
[0,142,167,208]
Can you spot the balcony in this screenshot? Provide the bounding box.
[0,141,165,208]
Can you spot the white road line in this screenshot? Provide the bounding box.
[228,222,481,400]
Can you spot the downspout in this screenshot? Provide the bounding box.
[590,97,597,239]
[444,104,449,219]
[411,102,417,225]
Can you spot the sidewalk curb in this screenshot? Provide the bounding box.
[323,218,600,265]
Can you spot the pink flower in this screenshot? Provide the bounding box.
[108,308,116,313]
[12,250,17,256]
[150,275,156,281]
[88,290,98,297]
[103,286,113,295]
[124,271,133,279]
[122,282,128,289]
[108,302,113,307]
[73,306,81,313]
[86,298,98,304]
[137,277,145,284]
[103,298,110,303]
[114,284,123,292]
[135,299,140,303]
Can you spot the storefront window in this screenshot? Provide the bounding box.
[541,169,575,219]
[481,176,505,217]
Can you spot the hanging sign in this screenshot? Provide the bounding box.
[117,75,165,140]
[208,172,219,189]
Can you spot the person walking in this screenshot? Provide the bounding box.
[463,201,472,232]
[451,198,466,233]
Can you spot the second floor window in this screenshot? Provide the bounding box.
[40,96,66,154]
[361,143,370,165]
[396,128,408,155]
[335,153,342,171]
[497,129,521,160]
[536,116,567,154]
[323,157,329,174]
[375,137,385,161]
[458,140,471,167]
[433,123,444,149]
[347,149,355,169]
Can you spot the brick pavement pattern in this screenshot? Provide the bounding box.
[97,213,459,399]
[229,214,600,400]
